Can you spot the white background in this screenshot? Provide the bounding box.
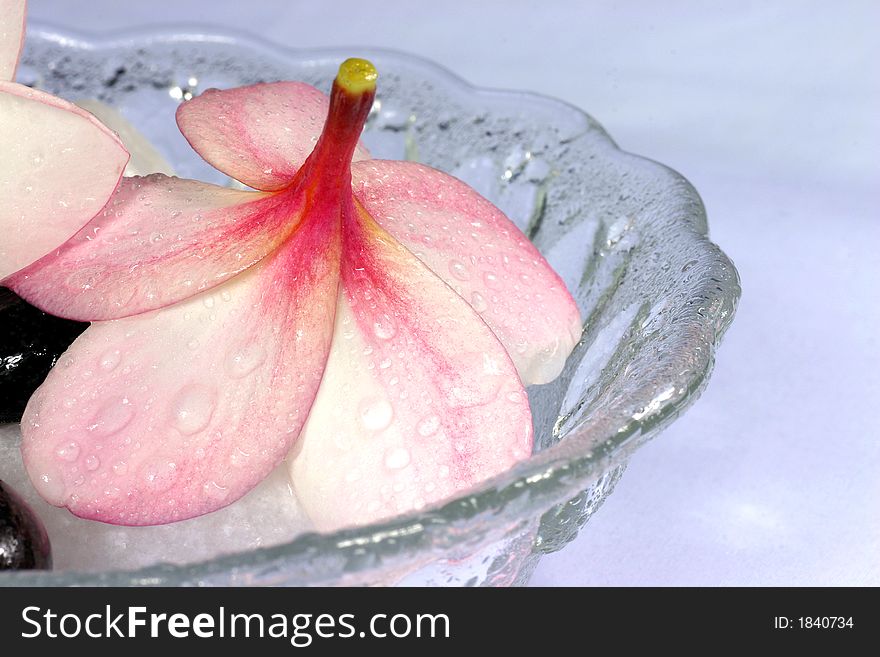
[24,0,879,585]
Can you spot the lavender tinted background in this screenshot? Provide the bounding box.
[25,0,879,585]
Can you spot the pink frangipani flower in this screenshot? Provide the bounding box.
[0,0,129,281]
[7,58,582,529]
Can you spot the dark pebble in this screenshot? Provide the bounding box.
[0,480,53,570]
[0,287,87,424]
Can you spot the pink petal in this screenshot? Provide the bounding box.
[0,81,128,280]
[20,214,342,525]
[7,175,303,321]
[351,160,582,385]
[0,0,25,81]
[176,82,370,192]
[288,212,533,531]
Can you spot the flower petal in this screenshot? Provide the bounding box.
[0,0,25,81]
[7,175,303,321]
[351,160,582,385]
[176,82,370,192]
[289,211,532,531]
[20,215,341,525]
[0,81,128,280]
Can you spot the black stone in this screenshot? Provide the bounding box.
[0,287,88,423]
[0,480,52,570]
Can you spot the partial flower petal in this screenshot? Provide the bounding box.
[20,215,341,525]
[75,99,176,176]
[0,81,128,280]
[352,160,582,385]
[7,175,303,321]
[176,82,369,192]
[0,0,25,81]
[289,212,532,531]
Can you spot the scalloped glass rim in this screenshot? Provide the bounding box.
[1,24,740,586]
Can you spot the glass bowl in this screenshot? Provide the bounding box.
[0,24,739,586]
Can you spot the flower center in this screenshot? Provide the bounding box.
[296,58,376,199]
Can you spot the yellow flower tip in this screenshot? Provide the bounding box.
[336,58,378,95]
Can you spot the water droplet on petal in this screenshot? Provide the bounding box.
[417,415,441,437]
[170,384,216,435]
[99,349,121,371]
[230,447,251,467]
[373,314,397,340]
[224,344,267,379]
[448,259,470,281]
[89,397,135,437]
[483,271,501,289]
[470,291,488,313]
[85,455,100,471]
[140,458,178,492]
[55,441,80,462]
[359,398,393,431]
[203,480,229,500]
[35,470,65,506]
[384,446,411,470]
